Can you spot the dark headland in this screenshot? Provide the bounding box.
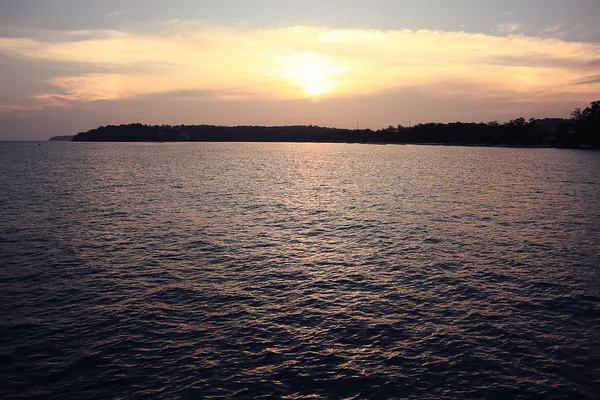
[71,101,600,149]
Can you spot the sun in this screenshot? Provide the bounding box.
[276,52,346,98]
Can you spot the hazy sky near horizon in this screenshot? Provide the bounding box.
[1,0,600,139]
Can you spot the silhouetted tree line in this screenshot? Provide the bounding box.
[555,100,600,148]
[72,101,600,148]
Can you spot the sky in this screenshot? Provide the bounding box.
[1,0,599,140]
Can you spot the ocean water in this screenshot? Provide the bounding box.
[1,141,599,399]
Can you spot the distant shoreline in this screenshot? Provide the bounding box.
[60,141,599,150]
[48,135,75,141]
[67,120,599,150]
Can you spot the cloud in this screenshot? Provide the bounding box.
[0,24,599,118]
[494,23,522,34]
[105,10,126,19]
[573,74,600,85]
[488,53,600,70]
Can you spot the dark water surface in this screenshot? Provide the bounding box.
[1,142,599,399]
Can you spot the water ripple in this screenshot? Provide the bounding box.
[0,142,599,399]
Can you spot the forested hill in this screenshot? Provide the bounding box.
[71,101,600,149]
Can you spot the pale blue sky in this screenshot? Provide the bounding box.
[1,0,599,40]
[1,0,599,139]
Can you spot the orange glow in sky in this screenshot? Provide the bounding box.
[1,5,600,140]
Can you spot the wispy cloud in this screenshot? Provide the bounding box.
[536,22,600,42]
[105,10,126,19]
[494,23,522,34]
[573,74,600,85]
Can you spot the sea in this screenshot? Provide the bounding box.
[1,141,599,399]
